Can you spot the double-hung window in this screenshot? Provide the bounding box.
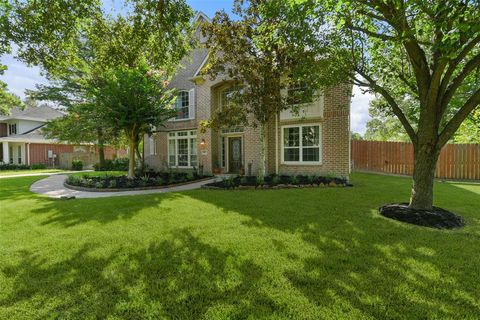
[175,91,189,119]
[8,123,17,135]
[174,89,195,120]
[168,130,197,168]
[282,124,321,164]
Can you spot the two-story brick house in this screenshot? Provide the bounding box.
[144,12,352,178]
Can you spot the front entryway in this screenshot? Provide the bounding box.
[228,137,242,173]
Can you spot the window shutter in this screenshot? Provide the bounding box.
[188,88,195,119]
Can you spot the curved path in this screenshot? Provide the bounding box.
[30,174,217,199]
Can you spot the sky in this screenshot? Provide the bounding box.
[0,0,373,134]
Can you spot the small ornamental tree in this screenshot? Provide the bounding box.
[202,0,346,175]
[97,64,176,178]
[326,0,480,210]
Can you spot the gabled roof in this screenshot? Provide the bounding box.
[193,11,211,24]
[0,105,64,122]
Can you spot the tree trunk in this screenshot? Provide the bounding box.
[409,143,440,210]
[259,123,267,176]
[97,128,106,170]
[128,139,136,179]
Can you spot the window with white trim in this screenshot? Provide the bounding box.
[175,91,189,119]
[282,124,321,164]
[149,136,157,155]
[173,89,195,120]
[168,130,197,167]
[8,123,17,135]
[287,83,314,105]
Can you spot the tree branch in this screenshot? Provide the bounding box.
[347,24,398,41]
[439,34,480,97]
[440,53,480,113]
[438,88,480,147]
[356,70,417,143]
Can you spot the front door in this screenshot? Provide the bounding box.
[228,137,242,173]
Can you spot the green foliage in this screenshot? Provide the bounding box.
[0,0,102,113]
[202,0,347,175]
[31,163,47,170]
[97,63,177,178]
[71,160,83,171]
[94,158,129,172]
[326,0,480,209]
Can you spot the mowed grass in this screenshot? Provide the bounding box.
[0,169,65,176]
[0,173,479,319]
[68,170,127,178]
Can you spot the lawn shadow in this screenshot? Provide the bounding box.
[185,176,480,318]
[0,229,278,319]
[31,193,183,227]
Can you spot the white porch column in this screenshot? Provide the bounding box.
[2,141,9,164]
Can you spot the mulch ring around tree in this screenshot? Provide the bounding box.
[379,203,465,229]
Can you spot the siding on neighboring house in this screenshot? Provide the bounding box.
[0,123,7,137]
[29,143,74,165]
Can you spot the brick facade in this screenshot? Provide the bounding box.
[146,80,352,178]
[144,14,352,178]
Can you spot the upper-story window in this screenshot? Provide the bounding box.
[221,85,243,109]
[8,123,17,135]
[175,91,189,119]
[287,83,314,106]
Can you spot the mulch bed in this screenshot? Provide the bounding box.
[379,203,465,229]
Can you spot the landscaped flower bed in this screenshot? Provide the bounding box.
[202,174,352,190]
[65,171,210,191]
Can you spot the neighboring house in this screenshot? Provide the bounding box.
[0,105,124,168]
[144,12,352,177]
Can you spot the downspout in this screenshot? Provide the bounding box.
[275,112,279,175]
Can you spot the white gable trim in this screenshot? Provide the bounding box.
[193,53,209,78]
[193,11,211,24]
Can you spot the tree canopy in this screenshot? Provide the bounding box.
[203,0,347,174]
[327,0,480,209]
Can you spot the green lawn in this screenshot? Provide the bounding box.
[0,169,65,176]
[68,170,127,178]
[0,173,479,319]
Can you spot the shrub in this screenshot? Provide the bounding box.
[0,163,31,171]
[66,175,81,186]
[272,175,280,186]
[31,163,47,170]
[94,158,129,171]
[108,180,117,188]
[256,176,264,186]
[71,160,83,171]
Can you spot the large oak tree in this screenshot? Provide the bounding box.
[327,0,480,210]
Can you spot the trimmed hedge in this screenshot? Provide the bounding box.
[0,163,47,171]
[71,160,83,171]
[94,158,129,171]
[204,174,351,190]
[66,171,209,190]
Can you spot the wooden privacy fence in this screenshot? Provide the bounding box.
[351,140,480,180]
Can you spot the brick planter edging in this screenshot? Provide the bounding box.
[64,177,213,192]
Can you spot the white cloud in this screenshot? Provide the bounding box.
[350,86,374,134]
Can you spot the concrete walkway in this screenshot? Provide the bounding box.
[0,170,92,179]
[29,174,217,199]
